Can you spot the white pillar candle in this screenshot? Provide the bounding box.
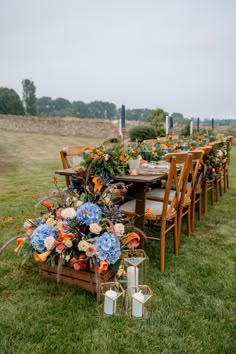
[104,289,117,315]
[165,115,169,136]
[132,291,144,318]
[127,266,139,288]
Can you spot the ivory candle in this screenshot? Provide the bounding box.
[132,291,144,318]
[104,289,117,315]
[127,266,139,288]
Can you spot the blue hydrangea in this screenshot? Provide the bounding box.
[76,202,102,225]
[95,232,121,264]
[31,224,57,253]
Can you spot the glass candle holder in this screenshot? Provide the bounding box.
[97,282,124,316]
[125,285,153,319]
[128,159,140,175]
[117,249,148,293]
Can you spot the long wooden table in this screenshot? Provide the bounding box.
[55,168,166,231]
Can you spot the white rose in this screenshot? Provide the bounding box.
[89,223,102,235]
[114,223,125,237]
[44,236,55,250]
[61,208,76,219]
[65,255,71,262]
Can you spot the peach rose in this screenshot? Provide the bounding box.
[61,208,76,219]
[89,223,102,235]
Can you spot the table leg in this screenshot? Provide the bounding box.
[133,183,146,247]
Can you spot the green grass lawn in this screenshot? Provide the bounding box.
[0,131,235,354]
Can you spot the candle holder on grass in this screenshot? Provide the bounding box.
[119,249,148,291]
[125,285,153,319]
[97,282,124,316]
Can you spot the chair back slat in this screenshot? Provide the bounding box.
[60,145,93,186]
[161,152,189,220]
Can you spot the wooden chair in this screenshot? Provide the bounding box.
[221,137,232,192]
[146,152,194,244]
[120,152,189,272]
[222,159,229,193]
[188,150,205,232]
[60,145,93,187]
[201,146,214,213]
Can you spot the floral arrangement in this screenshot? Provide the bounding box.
[13,174,142,274]
[81,143,129,178]
[203,141,228,179]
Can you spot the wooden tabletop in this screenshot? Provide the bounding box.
[55,168,167,182]
[55,168,78,176]
[113,173,166,183]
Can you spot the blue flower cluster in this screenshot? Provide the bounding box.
[95,232,121,264]
[76,202,102,225]
[31,224,57,253]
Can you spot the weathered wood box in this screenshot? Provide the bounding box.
[39,263,115,293]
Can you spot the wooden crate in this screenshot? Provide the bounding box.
[39,263,115,293]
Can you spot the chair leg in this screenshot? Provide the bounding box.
[219,177,222,196]
[187,206,191,237]
[223,169,227,193]
[173,216,178,256]
[204,181,208,213]
[177,206,183,248]
[226,171,229,189]
[215,176,222,201]
[191,195,196,232]
[160,222,166,272]
[198,194,202,221]
[210,181,214,205]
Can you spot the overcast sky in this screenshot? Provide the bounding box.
[1,0,236,118]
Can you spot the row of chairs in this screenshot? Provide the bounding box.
[120,145,231,272]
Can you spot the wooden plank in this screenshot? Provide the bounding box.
[38,263,115,293]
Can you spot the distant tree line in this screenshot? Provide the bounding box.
[0,79,235,125]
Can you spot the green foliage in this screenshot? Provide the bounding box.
[22,79,37,115]
[171,112,186,123]
[0,87,25,115]
[181,123,190,137]
[37,98,117,119]
[146,108,167,134]
[129,125,156,142]
[156,128,166,137]
[37,96,53,116]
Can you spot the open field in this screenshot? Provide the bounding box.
[0,130,235,353]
